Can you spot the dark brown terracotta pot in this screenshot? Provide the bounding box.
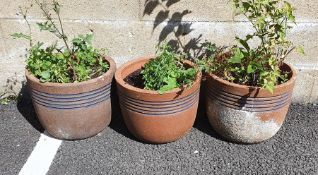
[206,63,297,143]
[115,56,202,144]
[26,56,116,140]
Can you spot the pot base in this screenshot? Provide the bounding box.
[36,103,112,140]
[206,100,286,143]
[121,102,198,144]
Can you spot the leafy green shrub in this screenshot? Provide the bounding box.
[12,0,109,83]
[142,44,197,94]
[198,0,304,93]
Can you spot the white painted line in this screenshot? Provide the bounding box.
[19,132,62,175]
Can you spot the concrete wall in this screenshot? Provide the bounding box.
[0,0,317,103]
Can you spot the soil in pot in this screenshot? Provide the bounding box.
[123,69,144,89]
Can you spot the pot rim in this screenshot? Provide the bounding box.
[25,56,116,87]
[207,62,297,91]
[115,55,202,95]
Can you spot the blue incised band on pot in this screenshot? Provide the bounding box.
[31,83,111,110]
[207,85,291,112]
[119,89,200,116]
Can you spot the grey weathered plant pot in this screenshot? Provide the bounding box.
[26,56,116,140]
[206,63,297,143]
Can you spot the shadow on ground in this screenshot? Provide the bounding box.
[108,81,145,143]
[192,81,227,142]
[17,83,44,133]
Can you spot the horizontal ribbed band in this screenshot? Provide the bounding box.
[207,85,291,112]
[119,89,199,116]
[31,83,111,110]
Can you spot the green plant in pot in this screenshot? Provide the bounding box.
[115,44,202,144]
[12,0,116,140]
[199,0,304,143]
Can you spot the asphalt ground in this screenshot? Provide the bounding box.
[0,96,43,174]
[0,91,317,174]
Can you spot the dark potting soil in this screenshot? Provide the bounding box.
[124,69,145,89]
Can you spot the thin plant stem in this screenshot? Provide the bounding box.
[34,0,71,54]
[19,6,33,47]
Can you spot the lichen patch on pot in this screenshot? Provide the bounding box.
[56,128,71,140]
[207,100,282,143]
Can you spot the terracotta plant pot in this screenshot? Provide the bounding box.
[115,56,202,144]
[206,63,297,143]
[26,56,116,140]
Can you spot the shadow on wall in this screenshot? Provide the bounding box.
[108,80,145,143]
[143,0,205,60]
[143,0,227,141]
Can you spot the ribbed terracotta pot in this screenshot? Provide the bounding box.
[206,63,297,143]
[26,56,116,140]
[115,56,202,144]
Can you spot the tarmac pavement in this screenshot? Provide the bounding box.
[0,93,317,174]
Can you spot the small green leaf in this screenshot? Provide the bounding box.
[242,2,251,11]
[159,77,178,94]
[257,16,266,28]
[40,71,50,80]
[296,46,305,55]
[235,36,250,51]
[284,1,296,23]
[247,65,255,74]
[0,98,10,105]
[37,22,54,32]
[229,48,244,64]
[53,0,61,13]
[85,34,93,43]
[11,33,31,40]
[265,84,274,94]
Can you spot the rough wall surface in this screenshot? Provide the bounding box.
[0,0,317,103]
